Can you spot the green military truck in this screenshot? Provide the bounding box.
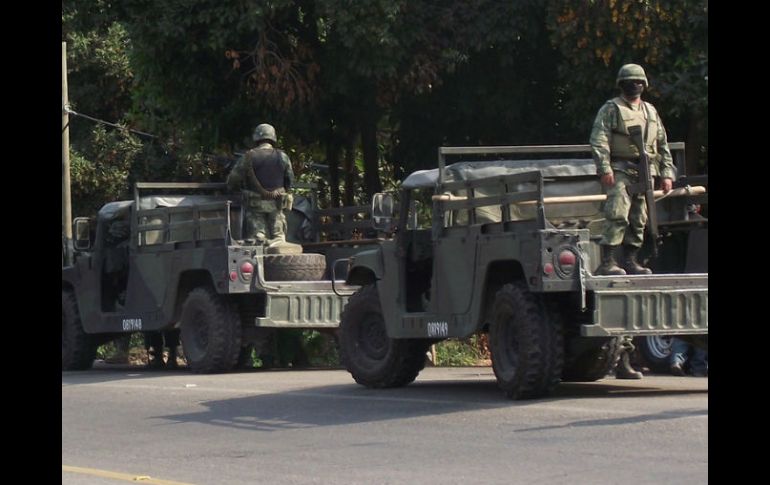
[339,144,708,399]
[61,182,358,373]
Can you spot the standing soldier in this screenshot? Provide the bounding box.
[590,63,675,276]
[227,123,294,245]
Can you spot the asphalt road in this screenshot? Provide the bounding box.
[62,365,708,484]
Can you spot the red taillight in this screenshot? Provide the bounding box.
[229,270,238,281]
[558,250,576,266]
[240,261,254,282]
[543,263,555,275]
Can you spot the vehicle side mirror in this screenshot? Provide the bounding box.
[371,193,394,231]
[73,217,92,251]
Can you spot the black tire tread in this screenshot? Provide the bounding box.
[62,290,97,370]
[340,285,428,388]
[263,253,326,281]
[489,282,564,400]
[561,337,622,382]
[180,288,242,374]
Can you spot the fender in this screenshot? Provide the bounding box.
[346,248,383,286]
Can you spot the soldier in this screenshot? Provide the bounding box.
[144,330,181,369]
[590,63,675,276]
[227,123,294,245]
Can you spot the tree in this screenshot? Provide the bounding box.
[390,1,565,174]
[63,0,139,215]
[546,0,708,173]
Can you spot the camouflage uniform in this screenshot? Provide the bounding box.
[590,64,675,279]
[227,125,294,244]
[590,97,675,247]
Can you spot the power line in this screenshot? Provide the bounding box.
[62,105,157,139]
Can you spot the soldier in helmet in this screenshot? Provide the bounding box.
[590,64,676,380]
[590,63,675,276]
[227,123,295,245]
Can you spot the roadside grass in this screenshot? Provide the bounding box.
[434,335,490,367]
[96,331,491,368]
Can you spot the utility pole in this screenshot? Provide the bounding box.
[62,41,72,266]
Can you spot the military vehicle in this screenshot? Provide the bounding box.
[339,144,708,399]
[61,182,360,373]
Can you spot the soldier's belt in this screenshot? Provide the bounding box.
[610,157,640,164]
[610,160,640,172]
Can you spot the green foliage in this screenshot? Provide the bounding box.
[301,331,340,367]
[63,0,708,219]
[435,335,490,367]
[545,0,708,170]
[70,125,143,216]
[95,333,147,361]
[389,1,567,174]
[63,0,134,143]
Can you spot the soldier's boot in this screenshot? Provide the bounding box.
[616,351,643,379]
[616,337,643,380]
[148,348,165,369]
[622,245,652,275]
[595,245,627,276]
[166,347,178,369]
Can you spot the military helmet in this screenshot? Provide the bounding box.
[616,64,648,87]
[253,123,277,144]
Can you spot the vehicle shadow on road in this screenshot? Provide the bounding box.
[512,407,708,433]
[62,363,193,385]
[552,380,709,399]
[147,377,707,432]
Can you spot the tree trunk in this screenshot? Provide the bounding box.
[684,110,703,177]
[343,134,356,207]
[326,138,341,208]
[361,115,382,198]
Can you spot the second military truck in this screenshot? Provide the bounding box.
[339,144,708,399]
[62,182,358,373]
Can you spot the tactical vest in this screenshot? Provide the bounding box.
[247,148,285,191]
[609,97,659,160]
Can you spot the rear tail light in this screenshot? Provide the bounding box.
[240,261,254,282]
[556,249,577,276]
[558,250,576,266]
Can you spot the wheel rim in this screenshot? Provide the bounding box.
[358,312,389,360]
[493,309,520,380]
[183,307,209,362]
[645,335,673,359]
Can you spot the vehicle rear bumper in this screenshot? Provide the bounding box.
[580,274,708,337]
[252,282,356,328]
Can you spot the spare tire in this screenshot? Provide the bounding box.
[263,253,326,281]
[635,335,674,373]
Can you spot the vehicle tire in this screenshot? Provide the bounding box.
[263,253,326,281]
[489,283,564,399]
[180,288,242,373]
[561,337,622,382]
[339,285,429,388]
[62,290,97,370]
[636,335,674,373]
